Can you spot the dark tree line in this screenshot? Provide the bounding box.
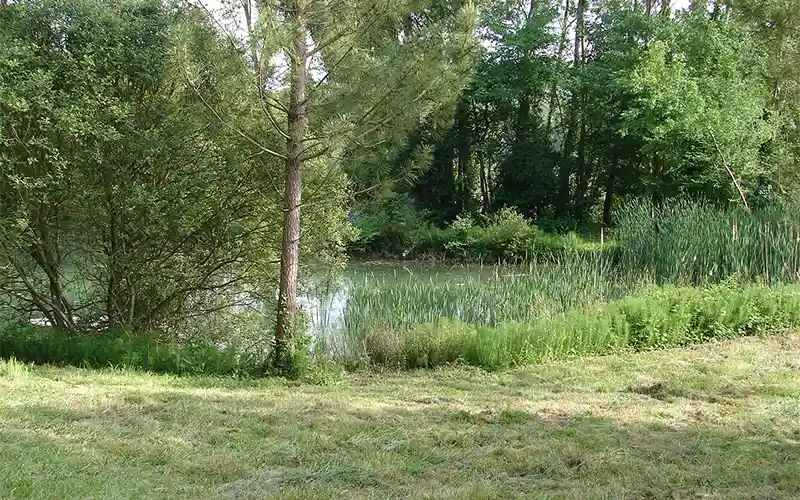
[350,0,800,230]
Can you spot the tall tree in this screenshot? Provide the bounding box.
[197,0,478,370]
[555,0,586,218]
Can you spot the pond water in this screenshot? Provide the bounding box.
[300,258,632,355]
[14,257,632,358]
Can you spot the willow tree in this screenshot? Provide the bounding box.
[1,0,283,336]
[195,0,478,369]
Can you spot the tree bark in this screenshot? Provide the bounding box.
[478,105,491,213]
[602,160,617,228]
[556,0,585,219]
[660,0,671,18]
[479,153,490,213]
[455,100,471,214]
[545,0,571,138]
[650,155,664,204]
[516,93,531,146]
[556,121,576,218]
[275,0,308,366]
[575,117,588,215]
[711,0,722,21]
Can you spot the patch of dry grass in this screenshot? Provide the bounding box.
[1,333,800,499]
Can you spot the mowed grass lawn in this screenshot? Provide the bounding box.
[1,334,800,499]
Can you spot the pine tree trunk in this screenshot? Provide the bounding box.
[275,0,308,368]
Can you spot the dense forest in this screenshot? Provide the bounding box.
[1,0,800,375]
[351,0,800,249]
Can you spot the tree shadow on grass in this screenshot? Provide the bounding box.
[1,384,799,500]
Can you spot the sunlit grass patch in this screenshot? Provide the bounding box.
[2,333,799,499]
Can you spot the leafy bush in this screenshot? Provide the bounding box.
[482,207,538,259]
[349,193,429,255]
[362,283,800,370]
[352,205,607,262]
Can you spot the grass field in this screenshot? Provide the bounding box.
[1,333,800,499]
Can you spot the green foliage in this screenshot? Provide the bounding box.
[0,326,266,376]
[356,0,799,230]
[352,206,608,261]
[349,193,429,255]
[362,283,800,370]
[0,0,287,334]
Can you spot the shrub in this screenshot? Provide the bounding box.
[349,202,606,262]
[349,193,429,255]
[483,207,537,260]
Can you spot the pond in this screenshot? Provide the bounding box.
[302,257,634,356]
[10,255,634,359]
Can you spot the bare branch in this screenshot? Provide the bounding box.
[184,68,288,161]
[709,127,750,212]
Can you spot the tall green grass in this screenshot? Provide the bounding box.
[617,199,800,285]
[331,200,800,368]
[338,252,642,358]
[361,283,800,370]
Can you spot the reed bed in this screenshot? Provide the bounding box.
[307,200,800,367]
[323,253,637,358]
[616,199,800,285]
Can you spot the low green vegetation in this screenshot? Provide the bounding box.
[8,281,800,374]
[2,333,799,499]
[6,201,800,375]
[351,204,607,261]
[359,283,800,370]
[0,327,265,377]
[333,201,800,370]
[342,253,625,338]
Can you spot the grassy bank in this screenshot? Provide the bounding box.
[354,282,800,369]
[4,282,800,374]
[2,333,799,499]
[0,327,267,377]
